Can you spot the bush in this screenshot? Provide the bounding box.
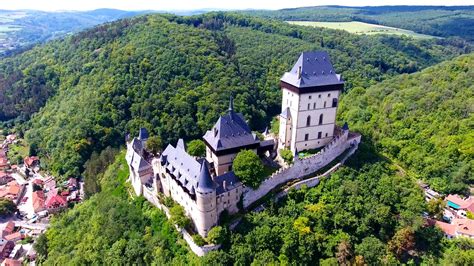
[146,136,162,155]
[0,199,17,216]
[192,234,207,247]
[187,139,206,157]
[207,226,226,245]
[233,150,265,189]
[169,205,190,228]
[280,149,293,164]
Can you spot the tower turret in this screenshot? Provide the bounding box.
[195,161,217,236]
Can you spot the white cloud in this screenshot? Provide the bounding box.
[1,0,471,11]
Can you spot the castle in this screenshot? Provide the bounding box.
[126,51,355,238]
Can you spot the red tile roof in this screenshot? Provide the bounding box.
[3,232,22,241]
[23,156,39,167]
[3,221,15,235]
[3,258,21,266]
[446,194,474,212]
[32,191,46,212]
[436,218,474,238]
[46,194,67,209]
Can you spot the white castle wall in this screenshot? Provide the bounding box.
[243,130,361,209]
[141,185,220,256]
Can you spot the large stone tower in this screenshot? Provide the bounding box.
[279,51,344,153]
[194,162,217,237]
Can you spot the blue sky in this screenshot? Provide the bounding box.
[1,0,472,11]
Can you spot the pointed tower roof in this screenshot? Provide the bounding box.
[342,122,349,131]
[196,161,215,193]
[177,139,186,150]
[138,128,149,141]
[281,51,344,89]
[228,95,235,121]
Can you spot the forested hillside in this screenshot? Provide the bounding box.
[244,6,474,42]
[339,53,474,194]
[0,12,470,177]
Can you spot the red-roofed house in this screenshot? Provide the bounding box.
[1,221,15,238]
[0,239,14,260]
[0,181,23,202]
[446,194,474,213]
[3,231,24,242]
[23,156,40,170]
[32,191,46,213]
[436,218,474,239]
[2,258,21,266]
[0,172,13,185]
[46,193,68,213]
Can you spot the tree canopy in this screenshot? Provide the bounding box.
[233,150,265,189]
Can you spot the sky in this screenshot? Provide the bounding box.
[1,0,472,12]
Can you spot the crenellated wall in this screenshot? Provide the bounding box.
[243,130,361,209]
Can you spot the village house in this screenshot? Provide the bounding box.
[23,156,40,172]
[0,172,13,186]
[436,218,474,239]
[45,189,68,213]
[32,191,46,213]
[0,239,14,261]
[0,181,24,203]
[446,194,474,215]
[1,258,21,266]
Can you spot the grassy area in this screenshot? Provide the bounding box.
[298,147,323,158]
[287,21,437,39]
[7,140,29,165]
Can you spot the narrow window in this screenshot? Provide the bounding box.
[325,132,328,137]
[307,103,310,110]
[313,102,316,109]
[305,134,309,141]
[328,93,331,97]
[324,101,327,108]
[318,132,322,139]
[309,95,312,99]
[318,94,321,98]
[319,114,323,125]
[332,98,338,107]
[306,116,311,126]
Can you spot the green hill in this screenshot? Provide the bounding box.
[339,53,474,193]
[244,6,474,42]
[0,12,470,177]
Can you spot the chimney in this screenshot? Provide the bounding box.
[297,66,302,79]
[223,180,227,191]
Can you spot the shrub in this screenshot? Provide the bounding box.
[207,226,226,245]
[169,205,190,228]
[233,150,265,189]
[280,149,293,164]
[187,139,206,157]
[192,234,207,246]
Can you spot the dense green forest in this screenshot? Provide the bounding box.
[37,144,474,265]
[339,53,474,194]
[0,12,470,178]
[244,6,474,42]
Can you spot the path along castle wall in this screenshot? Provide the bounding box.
[243,130,360,209]
[141,185,220,256]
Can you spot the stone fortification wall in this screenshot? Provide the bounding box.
[243,130,360,209]
[141,186,220,256]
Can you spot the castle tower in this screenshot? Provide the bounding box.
[279,51,344,153]
[195,161,217,236]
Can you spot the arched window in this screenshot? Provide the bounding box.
[332,98,338,107]
[319,114,323,125]
[306,116,311,126]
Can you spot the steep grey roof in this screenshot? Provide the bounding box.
[281,51,344,88]
[161,143,202,193]
[138,128,149,141]
[280,107,291,119]
[203,102,259,152]
[196,161,215,193]
[215,171,240,195]
[131,138,143,153]
[177,139,186,150]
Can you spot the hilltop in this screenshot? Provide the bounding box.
[339,53,474,194]
[0,12,470,178]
